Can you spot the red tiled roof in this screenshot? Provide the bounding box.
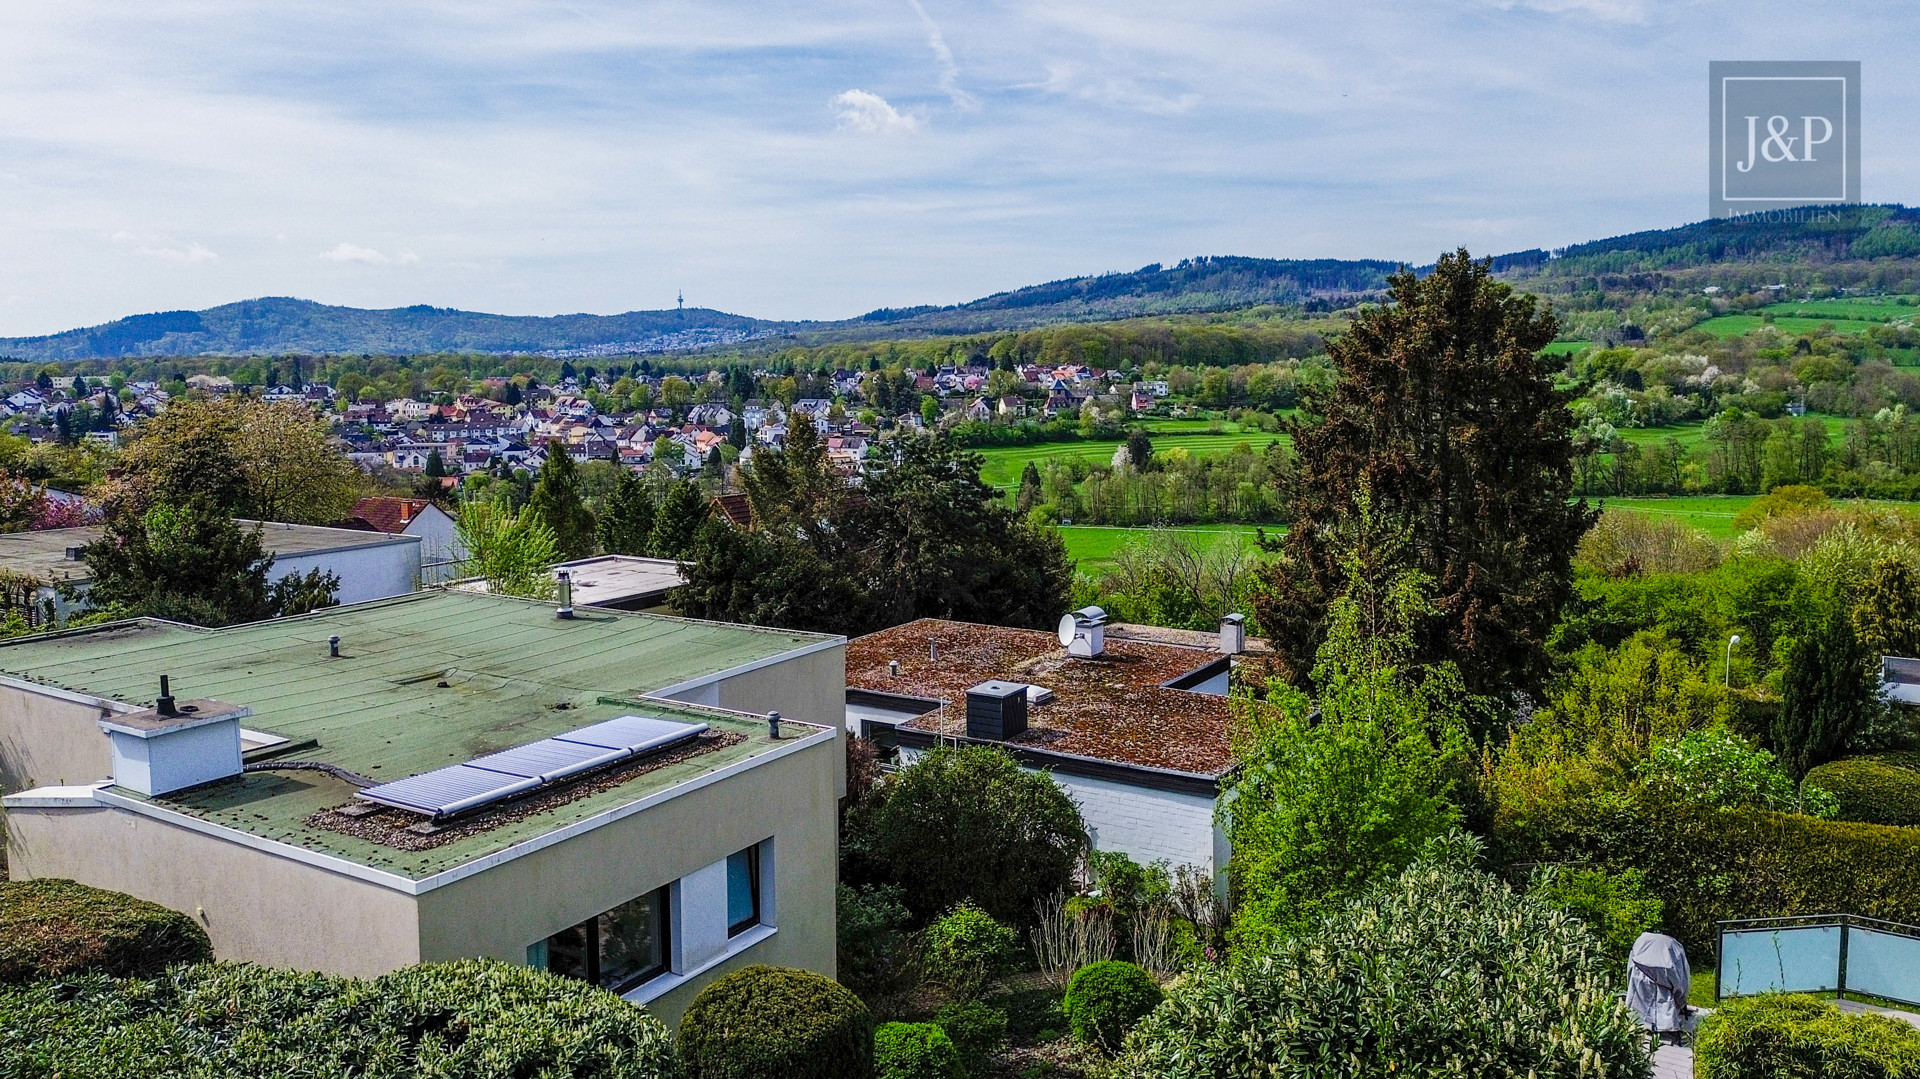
[847,618,1236,775]
[711,493,753,528]
[348,496,430,534]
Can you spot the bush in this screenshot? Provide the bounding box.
[1696,993,1920,1078]
[1120,835,1649,1078]
[0,958,677,1078]
[838,883,916,1002]
[921,902,1017,998]
[1064,960,1163,1053]
[1492,784,1920,957]
[0,878,212,984]
[678,964,873,1079]
[874,1022,964,1079]
[1805,751,1920,826]
[933,1000,1007,1077]
[848,745,1087,925]
[1526,865,1663,961]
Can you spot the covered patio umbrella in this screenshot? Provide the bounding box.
[1627,931,1692,1033]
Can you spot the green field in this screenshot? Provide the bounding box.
[1692,314,1884,338]
[1542,341,1594,356]
[1609,412,1848,452]
[1594,494,1920,541]
[977,429,1288,487]
[1059,522,1272,570]
[1761,297,1920,323]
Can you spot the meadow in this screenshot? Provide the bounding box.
[1059,522,1270,570]
[976,424,1289,487]
[1689,314,1884,338]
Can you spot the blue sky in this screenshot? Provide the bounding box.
[2,0,1918,336]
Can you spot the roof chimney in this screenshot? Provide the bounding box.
[1219,613,1246,655]
[1057,606,1107,659]
[555,569,574,619]
[965,680,1028,741]
[99,688,252,797]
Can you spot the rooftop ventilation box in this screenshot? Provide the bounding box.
[99,699,252,797]
[965,680,1029,741]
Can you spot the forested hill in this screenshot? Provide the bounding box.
[7,205,1919,359]
[0,298,794,361]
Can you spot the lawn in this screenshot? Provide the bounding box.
[1760,297,1920,323]
[1691,314,1884,338]
[1543,341,1594,356]
[1060,522,1272,570]
[1609,413,1849,452]
[1593,494,1920,541]
[977,430,1289,488]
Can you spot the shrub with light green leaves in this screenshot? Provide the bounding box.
[920,902,1016,998]
[1063,961,1162,1053]
[1527,864,1663,961]
[1696,993,1920,1078]
[1119,835,1649,1079]
[0,878,211,985]
[678,964,872,1079]
[1804,751,1920,826]
[933,1000,1007,1077]
[0,958,677,1078]
[874,1021,964,1079]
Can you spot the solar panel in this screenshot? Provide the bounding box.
[468,738,629,782]
[558,715,709,754]
[355,714,711,820]
[357,764,542,817]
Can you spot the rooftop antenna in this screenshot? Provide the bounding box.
[677,290,684,317]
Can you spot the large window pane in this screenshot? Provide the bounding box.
[544,921,593,984]
[728,845,761,936]
[598,887,669,991]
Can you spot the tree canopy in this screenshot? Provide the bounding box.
[108,396,361,525]
[1256,250,1591,705]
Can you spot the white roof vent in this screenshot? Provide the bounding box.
[1058,606,1107,659]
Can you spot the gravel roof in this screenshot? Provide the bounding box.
[847,618,1236,775]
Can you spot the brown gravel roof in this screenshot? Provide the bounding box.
[846,618,1236,775]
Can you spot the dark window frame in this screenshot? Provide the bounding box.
[542,884,672,993]
[727,844,762,937]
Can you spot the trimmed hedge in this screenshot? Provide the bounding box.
[0,958,677,1078]
[1492,786,1920,956]
[678,964,873,1079]
[0,878,211,984]
[1064,961,1163,1053]
[933,1000,1007,1077]
[874,1022,964,1079]
[1696,993,1920,1078]
[920,903,1016,998]
[1804,752,1920,826]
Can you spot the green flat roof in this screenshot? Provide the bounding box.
[0,590,835,879]
[0,521,417,584]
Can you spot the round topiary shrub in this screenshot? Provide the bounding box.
[678,964,874,1079]
[874,1021,964,1079]
[933,999,1007,1077]
[1804,752,1920,826]
[921,902,1016,998]
[0,878,212,984]
[1063,960,1163,1052]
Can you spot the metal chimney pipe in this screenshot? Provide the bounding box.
[328,635,340,658]
[156,675,176,717]
[767,711,781,739]
[555,570,574,620]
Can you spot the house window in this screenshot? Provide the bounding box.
[727,844,762,937]
[536,885,671,992]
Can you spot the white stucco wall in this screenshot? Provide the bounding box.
[898,746,1225,876]
[406,508,465,584]
[275,540,420,605]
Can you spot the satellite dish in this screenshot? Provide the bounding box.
[1058,614,1078,647]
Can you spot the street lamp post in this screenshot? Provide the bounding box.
[1726,634,1742,688]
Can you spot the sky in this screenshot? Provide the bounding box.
[3,1,1919,337]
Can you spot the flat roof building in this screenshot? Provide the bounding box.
[0,520,423,612]
[847,616,1259,883]
[1,590,846,1023]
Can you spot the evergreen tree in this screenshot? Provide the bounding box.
[649,480,711,559]
[1125,427,1155,471]
[424,449,446,478]
[82,501,337,627]
[1776,606,1883,776]
[596,469,657,556]
[1254,250,1591,708]
[525,442,597,560]
[503,381,522,406]
[1853,558,1920,660]
[1015,462,1043,515]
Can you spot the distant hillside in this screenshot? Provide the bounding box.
[0,298,795,361]
[7,207,1919,359]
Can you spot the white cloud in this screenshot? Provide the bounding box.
[110,230,218,264]
[319,242,392,264]
[906,0,975,110]
[1480,0,1651,21]
[832,89,919,134]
